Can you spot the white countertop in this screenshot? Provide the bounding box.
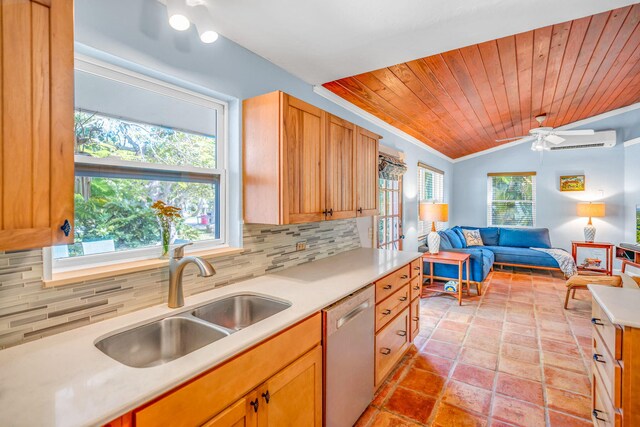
[588,283,640,328]
[0,248,420,427]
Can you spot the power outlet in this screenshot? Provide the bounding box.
[296,241,307,251]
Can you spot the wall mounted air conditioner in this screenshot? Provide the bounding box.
[549,130,616,151]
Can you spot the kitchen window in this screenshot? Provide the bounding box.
[51,57,227,272]
[487,172,536,227]
[417,163,444,237]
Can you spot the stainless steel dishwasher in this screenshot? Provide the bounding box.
[323,285,375,427]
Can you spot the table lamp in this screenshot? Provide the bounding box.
[577,202,605,242]
[419,202,449,254]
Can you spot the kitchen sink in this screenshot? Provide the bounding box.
[95,294,291,367]
[95,317,229,368]
[192,294,291,331]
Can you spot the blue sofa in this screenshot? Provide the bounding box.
[418,226,561,284]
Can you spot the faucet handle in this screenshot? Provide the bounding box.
[172,242,193,259]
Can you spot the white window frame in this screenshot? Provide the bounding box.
[417,163,445,238]
[48,55,229,275]
[486,172,536,228]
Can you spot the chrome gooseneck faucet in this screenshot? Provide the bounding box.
[168,243,216,308]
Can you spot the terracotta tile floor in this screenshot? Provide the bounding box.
[355,268,594,427]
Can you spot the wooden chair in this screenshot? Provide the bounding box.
[564,274,622,309]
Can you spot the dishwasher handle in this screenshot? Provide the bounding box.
[336,300,371,329]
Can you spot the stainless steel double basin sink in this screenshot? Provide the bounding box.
[95,294,291,368]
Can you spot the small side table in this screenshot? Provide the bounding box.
[422,251,471,306]
[571,241,614,276]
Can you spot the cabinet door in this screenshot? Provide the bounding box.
[257,346,322,426]
[202,393,258,427]
[0,0,74,251]
[355,127,379,217]
[281,95,325,224]
[325,114,356,220]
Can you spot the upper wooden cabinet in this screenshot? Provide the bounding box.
[243,91,380,225]
[356,127,379,217]
[0,0,74,251]
[325,114,356,220]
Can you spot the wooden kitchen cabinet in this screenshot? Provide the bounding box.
[0,0,74,251]
[202,393,257,427]
[256,346,322,426]
[325,114,356,220]
[243,91,380,225]
[355,126,379,217]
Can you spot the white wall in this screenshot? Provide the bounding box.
[74,0,453,252]
[624,141,640,244]
[452,108,640,251]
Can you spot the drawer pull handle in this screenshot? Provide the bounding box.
[400,275,408,279]
[250,398,259,413]
[412,316,419,321]
[397,330,407,337]
[382,309,392,315]
[383,285,392,290]
[414,266,421,270]
[413,286,420,291]
[591,317,604,326]
[399,296,408,302]
[592,409,606,421]
[593,353,606,363]
[261,390,270,404]
[380,347,391,355]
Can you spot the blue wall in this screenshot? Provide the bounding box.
[74,0,452,251]
[452,108,640,251]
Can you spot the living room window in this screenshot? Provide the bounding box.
[487,172,536,227]
[378,177,403,250]
[52,57,227,272]
[417,163,444,237]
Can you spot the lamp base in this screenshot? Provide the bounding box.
[427,231,440,254]
[584,224,596,242]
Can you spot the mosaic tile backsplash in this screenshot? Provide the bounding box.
[0,219,361,349]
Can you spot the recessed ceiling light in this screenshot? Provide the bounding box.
[200,30,219,43]
[167,0,191,31]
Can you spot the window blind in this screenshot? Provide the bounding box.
[418,163,444,236]
[487,172,536,227]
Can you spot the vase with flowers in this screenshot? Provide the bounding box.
[151,200,182,258]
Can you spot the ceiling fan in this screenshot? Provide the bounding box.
[496,114,595,151]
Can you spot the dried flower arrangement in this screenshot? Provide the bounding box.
[151,200,182,257]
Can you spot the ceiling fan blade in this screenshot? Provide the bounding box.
[554,129,595,136]
[544,134,565,145]
[495,135,529,142]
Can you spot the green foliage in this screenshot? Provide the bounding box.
[490,175,534,227]
[65,111,218,258]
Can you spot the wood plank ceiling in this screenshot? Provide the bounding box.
[323,5,640,159]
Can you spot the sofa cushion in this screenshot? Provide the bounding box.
[483,245,559,268]
[452,227,467,248]
[444,229,464,248]
[498,228,552,249]
[461,226,500,246]
[462,229,484,246]
[438,231,453,250]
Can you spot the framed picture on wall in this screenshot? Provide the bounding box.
[560,175,585,192]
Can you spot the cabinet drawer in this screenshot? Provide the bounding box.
[134,314,321,427]
[376,284,409,332]
[409,298,420,341]
[375,307,410,387]
[410,276,421,301]
[593,367,622,427]
[375,265,410,303]
[592,301,623,360]
[593,329,622,408]
[410,259,422,278]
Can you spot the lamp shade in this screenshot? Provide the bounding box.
[577,202,605,218]
[419,202,449,222]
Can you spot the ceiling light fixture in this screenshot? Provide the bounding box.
[163,0,219,43]
[166,0,190,31]
[190,4,219,43]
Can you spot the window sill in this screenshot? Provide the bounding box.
[43,246,244,288]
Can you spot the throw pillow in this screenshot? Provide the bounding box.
[462,229,484,246]
[452,227,468,248]
[438,231,453,250]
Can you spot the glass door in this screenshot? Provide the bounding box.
[378,177,403,250]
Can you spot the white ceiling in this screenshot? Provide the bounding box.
[203,0,638,84]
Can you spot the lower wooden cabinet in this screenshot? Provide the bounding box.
[202,395,257,427]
